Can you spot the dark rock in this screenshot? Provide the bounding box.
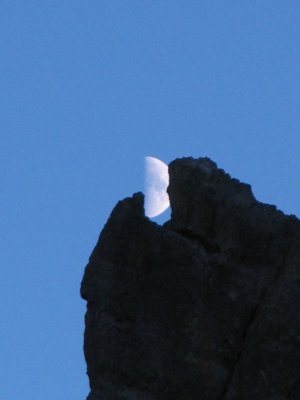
[81,157,300,400]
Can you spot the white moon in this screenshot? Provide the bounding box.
[144,156,170,218]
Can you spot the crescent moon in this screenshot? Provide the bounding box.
[144,156,170,218]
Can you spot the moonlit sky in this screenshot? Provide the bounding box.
[1,2,300,399]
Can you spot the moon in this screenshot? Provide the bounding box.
[144,156,170,218]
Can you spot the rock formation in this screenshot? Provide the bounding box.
[81,157,300,400]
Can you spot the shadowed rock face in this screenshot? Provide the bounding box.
[81,157,300,400]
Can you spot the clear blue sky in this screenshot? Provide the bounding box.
[1,2,299,399]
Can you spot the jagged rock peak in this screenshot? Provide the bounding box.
[81,157,300,400]
[168,157,256,230]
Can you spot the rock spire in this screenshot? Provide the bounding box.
[81,157,300,400]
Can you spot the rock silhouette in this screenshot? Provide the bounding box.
[81,157,300,400]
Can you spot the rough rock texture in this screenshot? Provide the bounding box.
[81,157,300,400]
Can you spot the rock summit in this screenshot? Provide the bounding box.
[81,157,300,400]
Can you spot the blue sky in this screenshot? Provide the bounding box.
[1,2,299,399]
